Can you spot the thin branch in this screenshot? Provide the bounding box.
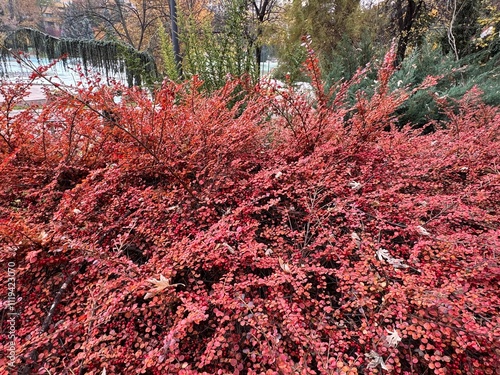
[357,208,408,229]
[447,0,459,61]
[40,261,88,333]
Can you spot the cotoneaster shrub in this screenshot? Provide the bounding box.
[0,47,499,375]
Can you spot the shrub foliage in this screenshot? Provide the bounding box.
[1,49,499,375]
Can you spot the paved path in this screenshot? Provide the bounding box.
[0,83,48,105]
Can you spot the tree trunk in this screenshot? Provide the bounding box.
[394,0,424,64]
[8,0,15,19]
[169,0,183,78]
[256,45,262,77]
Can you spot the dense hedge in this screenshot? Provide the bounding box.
[1,47,499,374]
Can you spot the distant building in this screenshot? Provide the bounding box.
[0,0,71,35]
[41,0,72,37]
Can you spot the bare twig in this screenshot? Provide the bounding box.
[19,261,88,374]
[41,261,87,333]
[356,208,408,229]
[447,0,459,61]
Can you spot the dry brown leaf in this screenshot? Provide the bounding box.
[144,274,184,300]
